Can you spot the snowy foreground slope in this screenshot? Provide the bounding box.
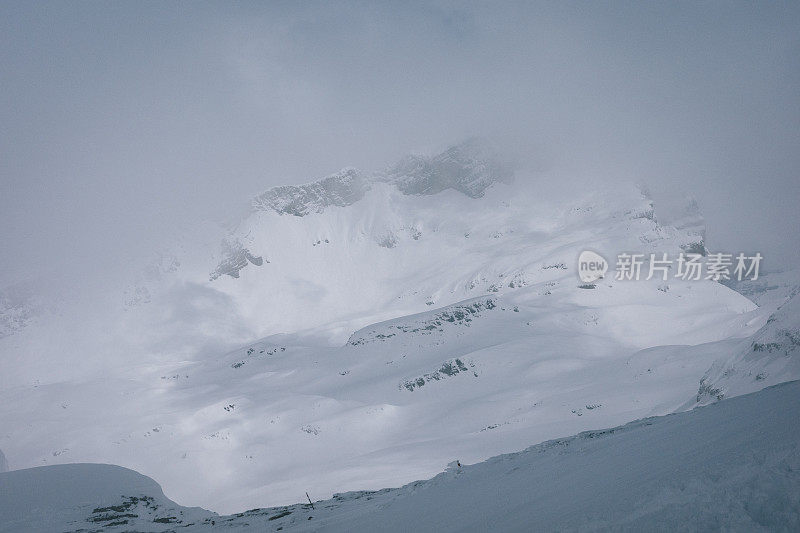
[2,380,799,532]
[0,140,796,513]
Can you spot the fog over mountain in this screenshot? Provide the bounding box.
[2,1,799,290]
[1,3,799,531]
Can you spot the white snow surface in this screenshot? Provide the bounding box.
[0,143,793,514]
[2,380,799,532]
[696,293,800,403]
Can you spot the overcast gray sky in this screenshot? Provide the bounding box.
[1,1,798,285]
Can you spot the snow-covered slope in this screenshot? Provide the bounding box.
[696,293,800,403]
[118,139,723,344]
[3,380,798,532]
[0,140,787,515]
[0,463,214,532]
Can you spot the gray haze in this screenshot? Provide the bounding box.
[1,1,798,286]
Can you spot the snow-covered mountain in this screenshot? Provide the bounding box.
[3,380,798,532]
[120,140,737,346]
[0,140,795,515]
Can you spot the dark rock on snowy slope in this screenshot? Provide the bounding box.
[383,138,514,198]
[209,239,264,280]
[697,293,800,404]
[249,139,514,220]
[252,168,369,217]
